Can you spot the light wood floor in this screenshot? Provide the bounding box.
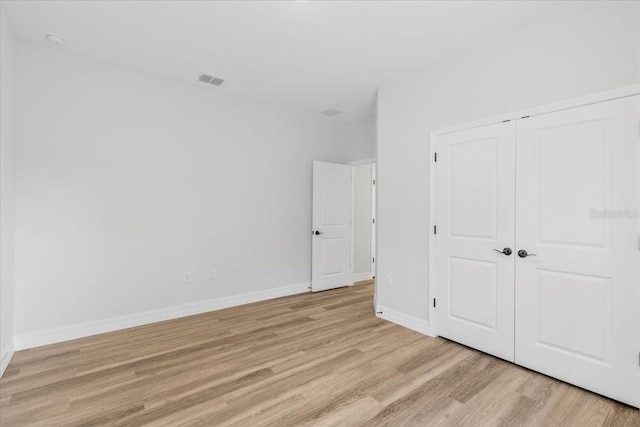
[1,280,638,426]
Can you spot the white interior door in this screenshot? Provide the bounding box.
[515,95,640,407]
[312,161,352,292]
[435,121,516,362]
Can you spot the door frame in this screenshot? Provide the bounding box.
[371,165,376,277]
[348,158,377,285]
[428,83,640,338]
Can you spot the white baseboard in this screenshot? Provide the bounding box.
[353,272,374,283]
[0,342,15,378]
[14,282,310,351]
[376,305,433,337]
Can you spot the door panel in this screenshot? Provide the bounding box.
[535,269,611,363]
[515,95,640,407]
[312,161,352,292]
[435,121,516,362]
[536,119,610,247]
[320,237,347,275]
[449,257,497,330]
[450,137,498,240]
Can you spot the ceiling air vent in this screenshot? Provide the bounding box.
[320,108,343,117]
[198,74,225,86]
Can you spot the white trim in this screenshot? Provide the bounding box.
[14,282,310,351]
[350,162,376,287]
[347,158,376,166]
[350,165,356,286]
[353,272,374,283]
[428,84,640,339]
[428,130,438,336]
[376,305,432,337]
[0,342,15,378]
[371,165,376,278]
[434,84,640,136]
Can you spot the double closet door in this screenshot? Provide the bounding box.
[435,95,640,408]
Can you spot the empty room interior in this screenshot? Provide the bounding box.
[1,1,639,425]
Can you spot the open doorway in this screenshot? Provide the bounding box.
[350,159,376,285]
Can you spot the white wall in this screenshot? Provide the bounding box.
[13,43,367,343]
[343,114,375,162]
[353,164,374,281]
[376,2,640,323]
[0,6,17,374]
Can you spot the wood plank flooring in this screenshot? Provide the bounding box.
[1,280,638,426]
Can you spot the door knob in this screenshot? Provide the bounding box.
[314,230,324,235]
[518,249,536,258]
[493,248,512,256]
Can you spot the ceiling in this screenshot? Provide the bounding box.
[3,1,575,122]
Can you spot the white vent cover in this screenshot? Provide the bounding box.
[320,108,343,117]
[198,74,224,86]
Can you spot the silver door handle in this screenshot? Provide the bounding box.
[517,249,536,258]
[493,248,512,256]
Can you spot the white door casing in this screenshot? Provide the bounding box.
[435,121,516,362]
[371,165,376,274]
[312,161,353,292]
[351,163,375,282]
[514,95,640,408]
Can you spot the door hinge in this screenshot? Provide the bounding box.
[434,152,438,162]
[373,179,376,185]
[373,218,375,224]
[433,298,437,308]
[372,257,375,263]
[521,115,530,119]
[433,225,437,235]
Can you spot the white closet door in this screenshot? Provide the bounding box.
[435,121,516,362]
[515,95,640,407]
